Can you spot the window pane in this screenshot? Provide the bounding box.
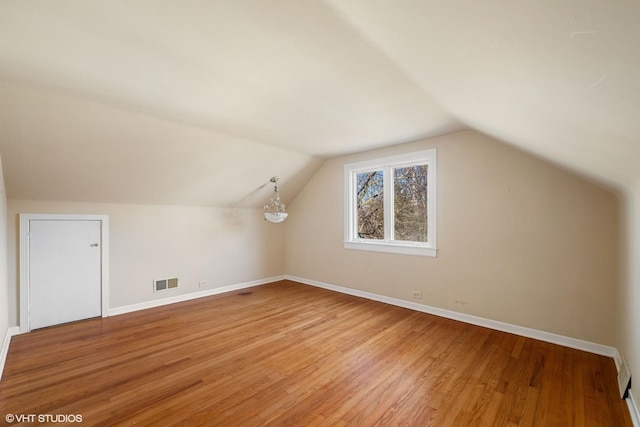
[394,165,428,242]
[356,170,384,239]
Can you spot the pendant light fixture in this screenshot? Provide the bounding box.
[263,176,288,223]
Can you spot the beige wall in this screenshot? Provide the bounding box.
[0,157,9,344]
[618,187,640,408]
[285,130,619,345]
[6,200,285,326]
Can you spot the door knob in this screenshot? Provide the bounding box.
[90,243,99,247]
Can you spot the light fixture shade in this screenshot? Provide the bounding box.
[263,212,288,223]
[264,177,288,223]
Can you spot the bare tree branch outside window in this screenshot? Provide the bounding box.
[356,170,384,239]
[355,165,428,242]
[394,165,428,242]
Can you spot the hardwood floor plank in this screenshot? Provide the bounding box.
[571,350,587,426]
[0,280,632,426]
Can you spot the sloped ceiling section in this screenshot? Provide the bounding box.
[0,82,322,207]
[0,0,638,207]
[327,0,640,189]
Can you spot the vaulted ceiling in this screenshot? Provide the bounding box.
[0,0,638,206]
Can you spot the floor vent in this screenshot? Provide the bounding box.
[238,291,253,296]
[154,277,179,293]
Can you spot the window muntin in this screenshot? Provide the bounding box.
[344,149,436,257]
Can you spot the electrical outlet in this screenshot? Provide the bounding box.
[198,280,208,288]
[412,290,423,299]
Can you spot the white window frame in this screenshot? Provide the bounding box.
[344,149,437,257]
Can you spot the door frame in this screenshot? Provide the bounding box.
[19,213,110,333]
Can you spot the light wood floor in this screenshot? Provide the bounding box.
[0,280,631,426]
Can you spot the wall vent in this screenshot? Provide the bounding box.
[618,356,632,399]
[154,277,179,293]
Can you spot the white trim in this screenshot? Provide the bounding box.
[109,276,285,316]
[286,275,619,360]
[344,149,437,257]
[19,214,110,333]
[0,326,20,381]
[617,353,633,398]
[627,390,640,427]
[612,348,623,372]
[344,241,437,257]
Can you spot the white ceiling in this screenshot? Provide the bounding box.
[0,0,638,206]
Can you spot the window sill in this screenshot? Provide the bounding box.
[344,241,437,257]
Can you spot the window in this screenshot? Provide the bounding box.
[344,149,437,257]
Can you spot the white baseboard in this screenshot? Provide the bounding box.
[109,275,285,316]
[628,390,640,427]
[0,326,20,381]
[286,275,619,360]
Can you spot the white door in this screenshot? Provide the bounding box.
[28,219,102,329]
